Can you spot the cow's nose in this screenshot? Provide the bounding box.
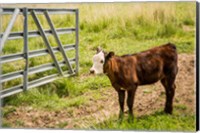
[90,70,95,74]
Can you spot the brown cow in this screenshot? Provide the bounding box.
[90,43,178,121]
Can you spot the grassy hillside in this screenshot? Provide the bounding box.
[1,2,196,131]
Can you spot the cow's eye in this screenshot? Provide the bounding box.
[100,60,104,64]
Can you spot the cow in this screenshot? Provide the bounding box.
[90,43,178,122]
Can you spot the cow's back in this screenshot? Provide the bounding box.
[135,43,178,85]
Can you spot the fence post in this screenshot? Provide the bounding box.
[75,9,79,75]
[23,7,28,91]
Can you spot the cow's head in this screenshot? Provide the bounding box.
[90,47,115,74]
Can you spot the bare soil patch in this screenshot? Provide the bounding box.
[3,54,195,129]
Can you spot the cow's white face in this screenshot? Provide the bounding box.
[90,51,105,74]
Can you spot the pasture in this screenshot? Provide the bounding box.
[1,2,196,131]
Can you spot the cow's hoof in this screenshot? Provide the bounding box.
[117,116,124,124]
[164,109,173,114]
[127,118,134,123]
[117,119,123,124]
[118,113,124,123]
[127,115,134,123]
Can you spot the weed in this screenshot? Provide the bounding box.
[2,121,11,128]
[2,106,16,117]
[175,104,187,111]
[57,122,68,128]
[15,120,25,127]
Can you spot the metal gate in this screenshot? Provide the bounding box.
[0,7,79,98]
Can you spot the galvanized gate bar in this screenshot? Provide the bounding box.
[0,68,74,99]
[28,44,75,58]
[2,8,76,15]
[0,28,75,40]
[0,58,75,83]
[1,85,23,99]
[0,71,23,83]
[28,59,75,75]
[0,44,75,63]
[0,8,20,52]
[31,10,63,75]
[28,73,59,89]
[75,9,79,74]
[1,8,23,15]
[28,70,74,90]
[44,11,74,74]
[23,7,28,91]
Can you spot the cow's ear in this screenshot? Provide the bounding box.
[106,51,115,59]
[96,46,102,54]
[103,51,107,57]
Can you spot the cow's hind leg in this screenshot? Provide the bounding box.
[161,75,176,114]
[117,90,125,121]
[127,88,137,122]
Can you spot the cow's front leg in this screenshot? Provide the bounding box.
[117,89,125,122]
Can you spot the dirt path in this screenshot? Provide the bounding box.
[3,54,195,129]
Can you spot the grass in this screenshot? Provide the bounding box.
[3,74,110,111]
[57,122,69,129]
[1,2,196,131]
[91,111,195,131]
[175,104,187,111]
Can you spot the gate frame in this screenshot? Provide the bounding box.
[0,7,79,98]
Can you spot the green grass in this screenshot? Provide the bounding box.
[57,122,69,129]
[175,104,187,111]
[3,74,110,111]
[3,88,86,111]
[2,122,11,128]
[1,2,196,131]
[91,111,195,131]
